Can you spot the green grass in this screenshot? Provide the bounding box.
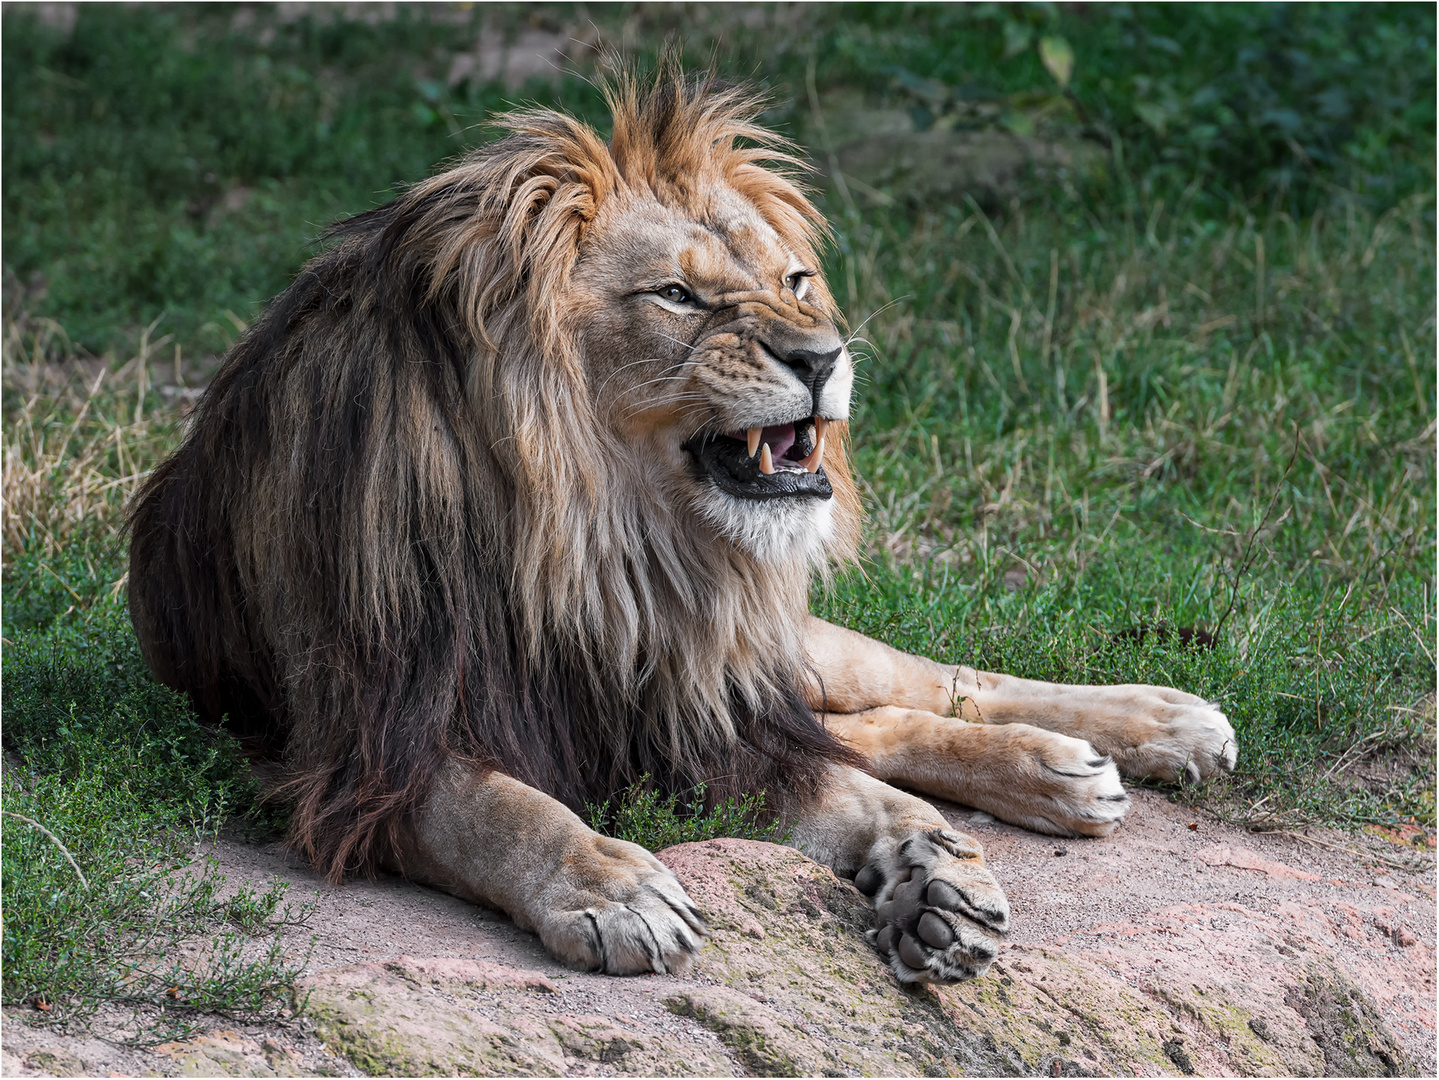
[5,4,1432,358]
[2,1,1434,1030]
[3,344,305,1037]
[2,601,309,1040]
[587,780,785,852]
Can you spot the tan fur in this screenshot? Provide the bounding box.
[402,766,707,975]
[803,616,1238,837]
[822,708,1129,838]
[129,67,1234,988]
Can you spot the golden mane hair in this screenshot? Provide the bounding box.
[127,68,863,879]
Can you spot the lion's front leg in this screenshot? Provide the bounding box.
[787,765,1009,985]
[827,707,1129,838]
[954,677,1238,783]
[399,763,707,975]
[804,616,1237,783]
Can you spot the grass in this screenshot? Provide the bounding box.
[2,1,1434,1032]
[2,350,309,1038]
[5,4,1432,358]
[586,779,785,852]
[2,600,310,1041]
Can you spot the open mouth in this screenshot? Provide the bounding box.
[684,416,833,501]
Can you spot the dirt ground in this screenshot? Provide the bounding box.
[3,787,1433,1077]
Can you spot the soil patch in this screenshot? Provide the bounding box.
[4,790,1433,1077]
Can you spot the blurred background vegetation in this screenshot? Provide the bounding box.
[5,3,1433,354]
[2,1,1434,1031]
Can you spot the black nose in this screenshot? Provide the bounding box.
[779,345,841,401]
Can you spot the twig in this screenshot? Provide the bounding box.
[1266,828,1432,872]
[1212,423,1301,640]
[3,811,90,889]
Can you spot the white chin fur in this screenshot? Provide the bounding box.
[693,483,836,565]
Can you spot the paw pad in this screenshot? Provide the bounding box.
[860,832,1010,986]
[917,910,954,948]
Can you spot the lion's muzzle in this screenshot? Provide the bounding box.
[685,415,834,502]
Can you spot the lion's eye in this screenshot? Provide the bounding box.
[786,271,813,295]
[658,285,693,305]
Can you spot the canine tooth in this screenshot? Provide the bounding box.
[759,443,775,475]
[814,416,829,443]
[747,427,761,458]
[802,435,826,473]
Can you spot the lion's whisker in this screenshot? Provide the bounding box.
[618,392,712,421]
[654,332,699,352]
[614,367,703,399]
[845,296,909,342]
[594,357,671,400]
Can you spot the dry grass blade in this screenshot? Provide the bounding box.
[3,333,177,564]
[1268,829,1434,873]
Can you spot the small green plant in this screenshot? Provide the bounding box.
[587,778,785,852]
[1,595,310,1039]
[1,360,306,1036]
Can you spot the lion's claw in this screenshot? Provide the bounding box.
[1112,693,1237,783]
[536,837,709,976]
[863,828,1008,985]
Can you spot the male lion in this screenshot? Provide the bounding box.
[128,71,1235,985]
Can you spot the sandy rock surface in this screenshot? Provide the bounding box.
[4,789,1433,1077]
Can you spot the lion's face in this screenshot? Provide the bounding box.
[570,186,853,563]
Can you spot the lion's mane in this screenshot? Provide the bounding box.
[127,71,864,879]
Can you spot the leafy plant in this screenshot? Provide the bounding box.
[1,598,308,1037]
[819,3,1435,210]
[587,779,785,852]
[1,357,304,1035]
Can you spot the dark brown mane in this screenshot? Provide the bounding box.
[127,69,862,880]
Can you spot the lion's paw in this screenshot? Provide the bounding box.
[986,726,1131,838]
[534,835,708,976]
[855,828,1008,985]
[1111,690,1237,784]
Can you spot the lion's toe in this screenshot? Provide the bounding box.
[981,730,1130,837]
[1128,700,1238,784]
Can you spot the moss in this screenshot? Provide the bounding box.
[665,990,821,1077]
[1148,982,1310,1075]
[1284,968,1413,1077]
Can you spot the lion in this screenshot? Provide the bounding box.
[127,69,1236,985]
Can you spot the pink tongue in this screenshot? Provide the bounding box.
[761,424,796,460]
[726,423,796,460]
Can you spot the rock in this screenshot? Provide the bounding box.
[665,986,827,1077]
[805,87,1107,207]
[20,1049,86,1077]
[1198,844,1323,881]
[660,839,1419,1078]
[298,954,733,1077]
[1284,971,1411,1076]
[660,839,1023,1076]
[152,1030,313,1077]
[290,838,1421,1077]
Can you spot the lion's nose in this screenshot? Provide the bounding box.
[779,344,841,402]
